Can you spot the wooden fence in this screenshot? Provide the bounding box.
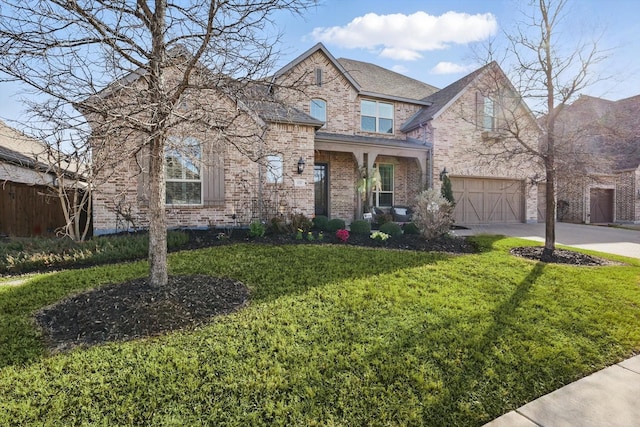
[0,181,91,237]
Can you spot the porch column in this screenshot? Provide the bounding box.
[417,154,428,189]
[354,150,379,218]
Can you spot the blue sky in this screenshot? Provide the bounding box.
[1,0,639,124]
[273,0,640,100]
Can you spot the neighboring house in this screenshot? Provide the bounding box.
[555,95,640,224]
[89,43,540,235]
[0,120,72,236]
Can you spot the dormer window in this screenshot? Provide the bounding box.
[361,100,393,134]
[310,99,326,125]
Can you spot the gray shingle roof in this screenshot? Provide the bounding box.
[0,144,42,168]
[315,131,430,149]
[251,100,324,128]
[337,58,439,101]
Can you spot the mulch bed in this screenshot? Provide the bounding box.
[33,229,618,353]
[510,246,623,266]
[177,228,478,254]
[36,276,249,353]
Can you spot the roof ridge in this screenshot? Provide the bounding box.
[337,57,439,91]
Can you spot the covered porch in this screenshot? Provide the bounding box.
[313,132,432,222]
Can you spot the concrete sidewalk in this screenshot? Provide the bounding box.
[458,222,640,426]
[483,355,640,427]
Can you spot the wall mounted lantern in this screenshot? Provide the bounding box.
[439,167,448,181]
[297,157,306,174]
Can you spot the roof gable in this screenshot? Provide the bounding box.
[273,42,360,91]
[401,62,531,133]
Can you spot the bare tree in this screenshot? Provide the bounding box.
[473,0,609,258]
[0,0,316,288]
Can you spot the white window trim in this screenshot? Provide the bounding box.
[373,163,394,207]
[266,154,284,184]
[361,99,394,134]
[483,97,496,131]
[165,137,203,206]
[310,98,327,126]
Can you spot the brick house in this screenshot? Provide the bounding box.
[89,43,540,235]
[555,95,640,224]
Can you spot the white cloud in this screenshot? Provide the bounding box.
[311,11,497,60]
[431,62,477,75]
[391,64,409,74]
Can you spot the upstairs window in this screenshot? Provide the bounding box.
[166,137,202,205]
[483,97,496,131]
[310,99,327,124]
[361,100,393,134]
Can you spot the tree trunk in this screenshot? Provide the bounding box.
[148,135,168,288]
[147,0,169,289]
[543,157,556,260]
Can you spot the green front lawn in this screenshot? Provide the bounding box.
[1,236,639,426]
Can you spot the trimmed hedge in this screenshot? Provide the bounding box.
[313,215,330,231]
[379,222,403,237]
[403,222,421,235]
[327,218,346,232]
[350,220,371,235]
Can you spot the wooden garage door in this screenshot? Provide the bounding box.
[451,178,524,224]
[589,188,614,223]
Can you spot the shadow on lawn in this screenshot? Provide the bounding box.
[349,260,547,426]
[444,261,547,425]
[0,245,453,368]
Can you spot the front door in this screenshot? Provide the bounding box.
[314,163,328,216]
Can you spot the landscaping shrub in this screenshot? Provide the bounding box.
[312,215,329,231]
[379,222,402,237]
[289,213,313,233]
[248,221,265,238]
[350,220,371,235]
[0,231,188,274]
[327,218,346,232]
[267,216,289,234]
[403,222,421,235]
[335,228,350,242]
[440,174,455,205]
[375,213,393,227]
[370,231,390,241]
[412,189,454,240]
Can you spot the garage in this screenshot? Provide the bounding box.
[450,177,524,224]
[589,188,614,223]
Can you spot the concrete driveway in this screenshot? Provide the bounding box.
[455,222,640,259]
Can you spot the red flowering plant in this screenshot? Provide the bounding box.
[335,229,350,243]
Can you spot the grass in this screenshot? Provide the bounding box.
[1,236,639,426]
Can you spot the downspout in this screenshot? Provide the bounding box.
[421,122,433,189]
